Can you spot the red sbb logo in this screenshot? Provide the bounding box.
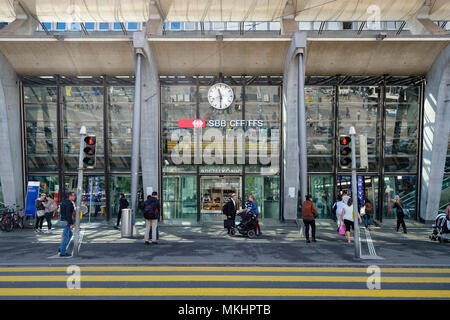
[178,119,206,128]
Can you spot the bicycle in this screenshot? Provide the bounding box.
[0,205,24,232]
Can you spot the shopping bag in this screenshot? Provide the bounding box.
[339,223,346,236]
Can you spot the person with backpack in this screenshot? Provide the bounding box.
[143,192,161,245]
[362,199,374,229]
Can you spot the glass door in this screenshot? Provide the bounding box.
[200,176,242,223]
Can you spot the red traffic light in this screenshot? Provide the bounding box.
[84,136,96,145]
[340,136,351,145]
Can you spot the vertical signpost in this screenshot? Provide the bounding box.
[349,126,361,258]
[73,126,87,257]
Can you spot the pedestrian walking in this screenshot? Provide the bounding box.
[143,192,161,245]
[332,195,346,232]
[393,195,407,234]
[302,194,318,243]
[362,199,374,229]
[223,193,238,235]
[43,194,57,232]
[342,190,350,205]
[59,192,76,257]
[341,198,362,244]
[114,193,129,230]
[35,193,46,233]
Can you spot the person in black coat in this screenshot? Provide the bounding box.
[114,193,129,229]
[223,193,238,235]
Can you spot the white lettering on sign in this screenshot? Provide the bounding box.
[207,120,264,127]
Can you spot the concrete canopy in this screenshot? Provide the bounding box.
[0,37,448,76]
[0,0,449,23]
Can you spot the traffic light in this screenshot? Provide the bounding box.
[83,135,96,169]
[339,135,352,168]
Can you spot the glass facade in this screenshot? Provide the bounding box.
[24,87,58,171]
[22,77,425,224]
[161,82,282,222]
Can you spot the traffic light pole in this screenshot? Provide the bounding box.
[73,126,87,257]
[350,127,361,258]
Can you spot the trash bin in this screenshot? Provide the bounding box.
[121,209,133,238]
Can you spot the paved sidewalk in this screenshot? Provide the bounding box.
[0,218,449,267]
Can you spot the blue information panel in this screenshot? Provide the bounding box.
[357,176,364,206]
[25,181,40,217]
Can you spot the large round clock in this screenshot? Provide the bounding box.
[207,83,234,110]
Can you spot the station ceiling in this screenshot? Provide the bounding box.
[0,0,449,23]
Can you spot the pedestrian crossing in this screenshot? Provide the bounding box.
[0,266,449,299]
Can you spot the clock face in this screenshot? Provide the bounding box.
[208,83,234,110]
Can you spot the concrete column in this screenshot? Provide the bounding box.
[420,44,450,224]
[282,32,307,221]
[0,51,23,206]
[133,31,160,201]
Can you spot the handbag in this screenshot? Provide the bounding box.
[360,206,366,216]
[224,219,234,228]
[339,223,346,236]
[36,210,45,218]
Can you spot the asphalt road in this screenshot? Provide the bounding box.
[0,265,449,299]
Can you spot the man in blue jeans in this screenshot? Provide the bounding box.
[59,192,76,257]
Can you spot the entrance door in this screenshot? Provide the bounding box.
[200,176,242,223]
[336,175,378,216]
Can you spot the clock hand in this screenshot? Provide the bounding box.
[218,89,222,106]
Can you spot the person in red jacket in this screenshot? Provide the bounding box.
[302,194,318,243]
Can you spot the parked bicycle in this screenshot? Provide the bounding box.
[0,205,24,232]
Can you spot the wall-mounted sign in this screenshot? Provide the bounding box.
[178,119,263,128]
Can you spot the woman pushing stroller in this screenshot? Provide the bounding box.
[243,194,261,236]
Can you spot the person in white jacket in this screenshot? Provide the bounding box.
[43,194,57,232]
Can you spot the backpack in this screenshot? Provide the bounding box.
[143,200,157,219]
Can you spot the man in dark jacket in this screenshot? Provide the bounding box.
[114,193,129,230]
[144,192,161,245]
[223,193,238,235]
[59,192,75,257]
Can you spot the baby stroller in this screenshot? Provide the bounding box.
[231,208,258,238]
[429,213,450,243]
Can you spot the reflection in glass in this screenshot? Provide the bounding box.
[63,86,104,171]
[109,86,134,171]
[25,87,58,171]
[306,86,334,172]
[384,86,419,172]
[309,176,333,218]
[245,176,280,219]
[163,176,197,221]
[338,86,380,172]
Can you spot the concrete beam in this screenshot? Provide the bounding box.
[1,0,38,36]
[420,44,450,224]
[281,19,298,36]
[0,50,23,207]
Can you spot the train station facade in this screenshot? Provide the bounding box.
[0,0,449,225]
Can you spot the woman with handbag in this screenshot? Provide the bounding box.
[43,194,57,233]
[35,193,47,233]
[341,198,362,244]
